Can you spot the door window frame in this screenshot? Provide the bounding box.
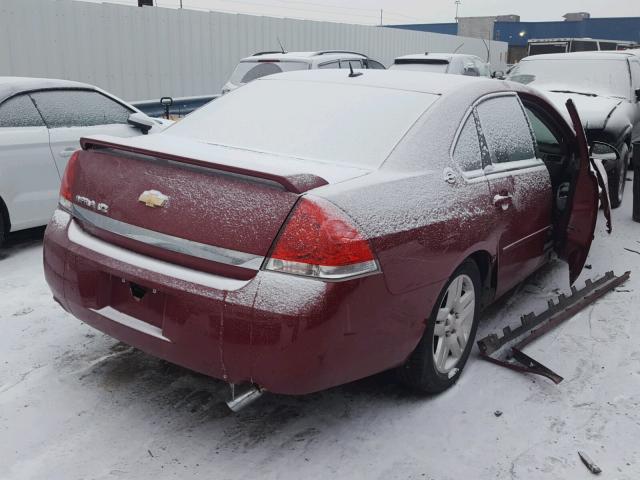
[449,107,487,181]
[473,92,544,176]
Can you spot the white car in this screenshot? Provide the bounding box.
[221,50,386,94]
[389,53,491,77]
[0,77,170,245]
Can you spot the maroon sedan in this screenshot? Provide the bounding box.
[44,70,607,399]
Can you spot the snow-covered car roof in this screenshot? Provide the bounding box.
[394,53,483,63]
[239,50,368,63]
[520,52,632,62]
[0,76,95,103]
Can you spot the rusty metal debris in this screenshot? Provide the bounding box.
[578,451,602,475]
[477,271,631,384]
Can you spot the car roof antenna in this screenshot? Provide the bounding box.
[348,63,363,78]
[277,37,287,54]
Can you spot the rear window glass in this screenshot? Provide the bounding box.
[0,94,44,128]
[168,78,438,168]
[229,61,309,85]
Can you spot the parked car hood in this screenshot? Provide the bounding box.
[543,91,623,131]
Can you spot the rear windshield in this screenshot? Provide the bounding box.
[508,59,631,99]
[229,60,309,85]
[168,78,438,168]
[389,62,449,74]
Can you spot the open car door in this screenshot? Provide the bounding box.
[556,99,612,284]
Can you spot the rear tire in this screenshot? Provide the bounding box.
[608,143,630,209]
[398,259,481,393]
[0,208,5,247]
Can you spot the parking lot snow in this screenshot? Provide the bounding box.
[1,188,639,480]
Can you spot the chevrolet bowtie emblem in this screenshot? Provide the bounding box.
[138,190,169,208]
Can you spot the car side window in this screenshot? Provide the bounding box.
[318,61,340,69]
[476,96,536,164]
[340,60,363,69]
[453,114,483,172]
[30,89,132,128]
[524,107,560,149]
[0,94,45,128]
[364,59,386,70]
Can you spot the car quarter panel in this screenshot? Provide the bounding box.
[0,126,60,231]
[318,84,507,297]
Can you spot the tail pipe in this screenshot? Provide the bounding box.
[226,384,265,412]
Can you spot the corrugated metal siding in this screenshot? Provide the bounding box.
[0,0,507,101]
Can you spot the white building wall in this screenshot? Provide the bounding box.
[0,0,508,101]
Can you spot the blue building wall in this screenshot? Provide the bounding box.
[389,17,640,46]
[494,18,640,46]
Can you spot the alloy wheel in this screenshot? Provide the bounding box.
[433,274,476,374]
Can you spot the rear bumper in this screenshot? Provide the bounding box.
[44,210,435,395]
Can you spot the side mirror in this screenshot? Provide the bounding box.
[635,88,640,102]
[492,70,505,79]
[589,141,620,163]
[160,96,174,119]
[127,112,155,135]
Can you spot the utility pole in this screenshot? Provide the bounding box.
[179,0,183,8]
[380,9,383,26]
[455,0,461,22]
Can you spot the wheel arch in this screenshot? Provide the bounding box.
[467,250,496,309]
[0,195,10,236]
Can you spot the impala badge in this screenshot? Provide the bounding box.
[138,190,169,208]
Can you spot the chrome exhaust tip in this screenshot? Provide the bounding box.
[226,384,264,412]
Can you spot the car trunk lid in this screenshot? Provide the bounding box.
[68,135,370,279]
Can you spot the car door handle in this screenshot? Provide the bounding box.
[59,148,76,158]
[493,193,513,210]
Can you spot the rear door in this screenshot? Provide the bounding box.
[557,99,607,283]
[476,94,553,296]
[0,94,60,230]
[30,89,139,175]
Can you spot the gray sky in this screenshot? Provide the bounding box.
[84,0,638,25]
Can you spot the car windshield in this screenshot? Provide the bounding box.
[229,60,309,85]
[508,59,632,99]
[389,63,449,74]
[168,78,438,168]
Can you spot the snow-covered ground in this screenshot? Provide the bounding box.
[1,188,639,480]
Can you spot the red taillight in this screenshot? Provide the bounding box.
[264,197,378,280]
[59,150,80,210]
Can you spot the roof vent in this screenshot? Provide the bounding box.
[563,12,590,21]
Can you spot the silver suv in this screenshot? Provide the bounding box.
[222,50,385,94]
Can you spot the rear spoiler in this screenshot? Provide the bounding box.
[80,137,328,194]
